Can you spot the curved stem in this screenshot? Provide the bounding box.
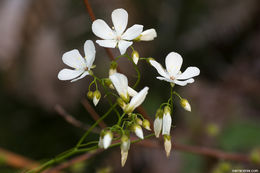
[76,103,117,148]
[124,54,141,89]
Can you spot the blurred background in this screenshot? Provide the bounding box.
[0,0,260,172]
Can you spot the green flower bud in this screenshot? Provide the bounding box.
[180,98,191,112]
[142,119,151,131]
[87,91,93,99]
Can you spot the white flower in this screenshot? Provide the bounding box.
[124,87,149,113]
[99,131,113,149]
[138,29,157,41]
[164,135,172,157]
[109,73,149,113]
[149,52,200,86]
[92,8,143,55]
[109,73,136,102]
[120,135,130,167]
[58,40,96,82]
[162,106,172,136]
[133,124,144,139]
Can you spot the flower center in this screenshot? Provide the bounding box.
[116,35,121,41]
[170,76,175,80]
[85,67,89,71]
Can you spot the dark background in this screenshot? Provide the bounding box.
[0,0,260,172]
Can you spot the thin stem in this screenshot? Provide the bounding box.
[125,54,141,89]
[173,91,182,100]
[170,85,174,111]
[76,103,117,148]
[117,112,126,126]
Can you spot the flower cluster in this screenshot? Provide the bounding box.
[58,8,200,167]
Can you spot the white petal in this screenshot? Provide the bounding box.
[139,29,157,41]
[156,76,174,83]
[71,71,89,82]
[121,24,143,40]
[162,112,172,135]
[128,87,149,111]
[127,87,138,97]
[164,136,172,157]
[121,150,128,167]
[174,78,194,86]
[58,69,84,81]
[84,40,96,68]
[118,40,132,55]
[165,52,183,77]
[154,117,162,138]
[98,136,103,148]
[103,133,112,149]
[96,40,117,48]
[92,19,115,39]
[176,67,200,80]
[93,96,100,106]
[112,8,128,35]
[62,49,85,69]
[134,126,144,139]
[149,59,168,78]
[109,73,128,99]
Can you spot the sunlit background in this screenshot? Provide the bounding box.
[0,0,260,172]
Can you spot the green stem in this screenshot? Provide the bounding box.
[173,91,182,100]
[170,85,174,111]
[125,54,141,89]
[117,112,126,126]
[76,103,117,148]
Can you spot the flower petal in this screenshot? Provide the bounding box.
[118,40,132,55]
[62,49,85,69]
[162,112,172,135]
[84,40,96,68]
[176,67,200,80]
[165,52,183,77]
[127,87,138,97]
[96,40,117,48]
[156,76,174,83]
[149,59,168,78]
[128,87,149,111]
[174,78,195,86]
[92,19,115,39]
[139,29,157,41]
[154,117,162,138]
[121,24,143,40]
[109,73,128,99]
[58,69,84,81]
[112,8,128,35]
[71,71,89,82]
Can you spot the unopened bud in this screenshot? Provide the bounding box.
[164,135,172,157]
[136,117,143,125]
[121,135,130,167]
[162,106,172,135]
[103,131,113,149]
[180,98,191,112]
[93,90,101,106]
[164,106,171,114]
[131,50,139,65]
[132,124,144,139]
[142,119,151,131]
[87,91,93,100]
[155,108,164,119]
[139,29,157,41]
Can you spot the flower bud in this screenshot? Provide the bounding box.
[117,98,126,109]
[109,61,117,76]
[134,29,157,41]
[132,124,144,139]
[120,135,130,167]
[136,117,143,125]
[131,50,139,65]
[103,131,113,149]
[142,119,151,131]
[164,135,172,157]
[87,91,93,100]
[93,90,101,106]
[162,106,172,135]
[154,109,164,137]
[180,98,191,112]
[104,78,114,89]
